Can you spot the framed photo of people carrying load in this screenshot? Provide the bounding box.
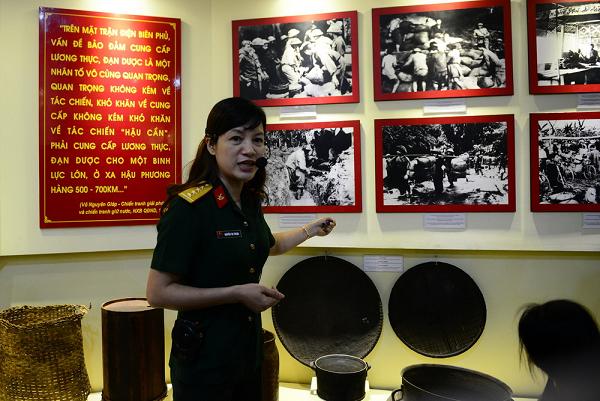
[530,112,600,211]
[372,0,513,101]
[528,0,600,94]
[232,11,359,107]
[262,120,361,213]
[375,115,515,213]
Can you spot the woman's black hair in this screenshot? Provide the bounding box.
[518,299,600,376]
[161,97,267,214]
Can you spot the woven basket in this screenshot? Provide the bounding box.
[0,305,91,401]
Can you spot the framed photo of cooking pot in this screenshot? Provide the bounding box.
[372,0,513,101]
[262,120,362,213]
[530,112,600,211]
[232,11,359,107]
[528,0,600,94]
[374,115,515,213]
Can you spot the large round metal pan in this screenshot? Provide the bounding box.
[272,256,383,366]
[388,261,486,358]
[394,364,513,401]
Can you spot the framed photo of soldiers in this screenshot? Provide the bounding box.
[262,120,362,213]
[372,0,513,101]
[232,11,359,107]
[528,0,600,94]
[374,115,515,213]
[530,112,600,211]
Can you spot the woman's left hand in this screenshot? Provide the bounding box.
[306,217,336,238]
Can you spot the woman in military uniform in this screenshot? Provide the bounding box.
[146,97,335,401]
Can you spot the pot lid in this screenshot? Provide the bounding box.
[401,364,512,401]
[272,256,383,367]
[388,261,486,358]
[314,354,367,373]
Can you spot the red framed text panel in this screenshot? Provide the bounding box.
[39,7,181,227]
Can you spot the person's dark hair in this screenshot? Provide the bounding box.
[518,299,600,377]
[161,97,267,215]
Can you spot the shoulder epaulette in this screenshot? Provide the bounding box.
[178,182,213,203]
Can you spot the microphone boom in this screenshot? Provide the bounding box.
[256,157,268,168]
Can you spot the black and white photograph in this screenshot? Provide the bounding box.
[372,0,513,101]
[262,121,361,213]
[529,0,600,93]
[375,115,515,212]
[232,11,359,107]
[531,112,600,211]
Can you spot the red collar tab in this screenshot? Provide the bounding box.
[213,185,228,208]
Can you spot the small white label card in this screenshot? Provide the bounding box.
[279,213,317,229]
[310,376,318,394]
[363,255,404,272]
[280,105,317,119]
[424,213,466,230]
[423,98,467,114]
[583,213,600,229]
[577,93,600,110]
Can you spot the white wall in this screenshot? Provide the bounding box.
[1,0,600,397]
[1,249,599,396]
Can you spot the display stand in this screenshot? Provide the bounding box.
[86,383,536,401]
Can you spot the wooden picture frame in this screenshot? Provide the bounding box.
[262,120,361,213]
[530,112,600,211]
[232,11,359,106]
[375,115,515,213]
[372,0,513,101]
[528,0,600,94]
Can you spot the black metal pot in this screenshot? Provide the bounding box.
[311,354,370,401]
[392,365,512,401]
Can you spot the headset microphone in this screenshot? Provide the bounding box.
[255,157,268,168]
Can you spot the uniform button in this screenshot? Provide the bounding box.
[250,243,255,250]
[243,221,249,227]
[249,267,256,274]
[248,316,253,322]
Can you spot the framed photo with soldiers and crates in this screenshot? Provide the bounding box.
[375,115,515,213]
[262,120,361,213]
[372,0,513,101]
[232,11,359,107]
[530,112,600,211]
[528,0,600,94]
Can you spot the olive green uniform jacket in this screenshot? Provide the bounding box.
[151,180,275,384]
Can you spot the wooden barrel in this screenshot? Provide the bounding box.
[262,329,279,401]
[101,298,167,401]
